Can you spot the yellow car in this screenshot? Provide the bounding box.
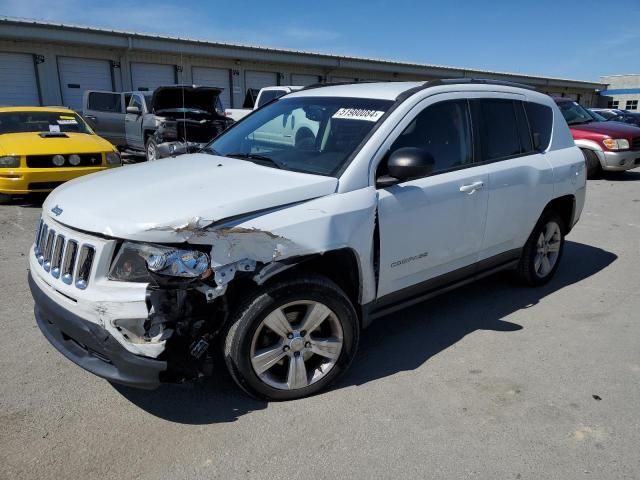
[0,106,121,203]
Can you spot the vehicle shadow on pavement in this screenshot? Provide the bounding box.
[113,240,616,424]
[601,171,640,181]
[338,240,617,390]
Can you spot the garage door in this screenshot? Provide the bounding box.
[245,70,278,92]
[192,67,231,108]
[291,74,321,86]
[58,57,112,111]
[331,76,357,83]
[131,63,175,93]
[0,52,40,106]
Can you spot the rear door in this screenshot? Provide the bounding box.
[58,57,113,111]
[474,98,554,260]
[83,91,126,146]
[376,96,489,299]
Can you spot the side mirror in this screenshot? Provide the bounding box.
[126,106,141,115]
[387,147,435,180]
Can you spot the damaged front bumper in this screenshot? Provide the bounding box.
[29,272,165,389]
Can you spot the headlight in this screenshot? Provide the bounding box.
[154,116,168,128]
[602,138,630,150]
[106,152,121,165]
[0,155,19,168]
[52,154,65,166]
[68,154,81,166]
[109,241,210,282]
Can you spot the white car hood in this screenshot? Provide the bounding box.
[43,154,338,242]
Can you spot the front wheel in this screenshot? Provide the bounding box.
[145,137,157,161]
[517,212,566,286]
[224,274,359,400]
[581,148,602,179]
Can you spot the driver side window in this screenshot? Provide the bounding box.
[128,94,143,111]
[387,100,473,177]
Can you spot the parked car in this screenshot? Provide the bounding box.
[83,86,234,160]
[554,98,640,178]
[606,111,640,128]
[225,86,303,121]
[29,79,585,400]
[0,106,121,204]
[590,108,624,120]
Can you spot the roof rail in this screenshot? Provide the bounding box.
[300,80,376,91]
[394,77,536,101]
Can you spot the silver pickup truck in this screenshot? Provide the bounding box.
[82,86,233,160]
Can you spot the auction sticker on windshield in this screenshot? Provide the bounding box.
[332,108,385,122]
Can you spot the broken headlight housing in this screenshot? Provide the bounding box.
[109,241,211,283]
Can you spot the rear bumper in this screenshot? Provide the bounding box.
[602,150,640,171]
[0,166,111,194]
[29,271,165,389]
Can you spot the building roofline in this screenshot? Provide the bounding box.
[0,16,607,89]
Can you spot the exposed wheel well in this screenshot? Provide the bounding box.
[545,195,575,233]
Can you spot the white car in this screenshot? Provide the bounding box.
[29,79,586,400]
[224,86,303,121]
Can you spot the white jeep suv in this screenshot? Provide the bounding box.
[29,79,586,400]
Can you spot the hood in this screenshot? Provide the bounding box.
[569,121,640,139]
[43,153,338,242]
[0,132,114,156]
[152,86,223,114]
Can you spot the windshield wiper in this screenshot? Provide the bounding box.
[225,153,283,169]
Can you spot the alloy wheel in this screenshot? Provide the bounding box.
[250,300,344,391]
[534,220,562,278]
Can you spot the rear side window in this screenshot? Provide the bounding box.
[88,92,121,113]
[474,99,521,161]
[524,102,553,151]
[256,89,287,108]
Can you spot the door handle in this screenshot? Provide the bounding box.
[85,115,97,122]
[459,181,484,193]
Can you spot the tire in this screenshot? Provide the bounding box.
[224,273,359,401]
[581,148,602,179]
[0,193,11,205]
[145,137,157,161]
[517,211,566,286]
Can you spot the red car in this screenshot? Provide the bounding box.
[554,97,640,178]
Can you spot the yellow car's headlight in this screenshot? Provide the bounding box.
[106,152,121,165]
[0,156,19,168]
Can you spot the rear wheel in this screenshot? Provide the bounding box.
[224,274,359,400]
[517,211,565,286]
[581,148,602,179]
[145,137,157,161]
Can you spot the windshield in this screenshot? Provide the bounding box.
[0,111,92,135]
[557,101,599,125]
[204,96,393,176]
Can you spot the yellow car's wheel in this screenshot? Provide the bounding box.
[0,193,11,205]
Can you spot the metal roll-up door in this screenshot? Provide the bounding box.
[331,76,357,83]
[130,63,176,93]
[192,67,231,108]
[245,70,278,92]
[291,74,321,86]
[0,52,40,106]
[58,57,112,111]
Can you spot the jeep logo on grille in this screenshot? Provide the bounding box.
[51,205,63,216]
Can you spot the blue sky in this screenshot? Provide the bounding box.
[1,0,638,81]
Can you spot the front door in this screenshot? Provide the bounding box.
[376,98,489,299]
[125,93,145,150]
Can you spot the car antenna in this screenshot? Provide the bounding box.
[180,51,187,147]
